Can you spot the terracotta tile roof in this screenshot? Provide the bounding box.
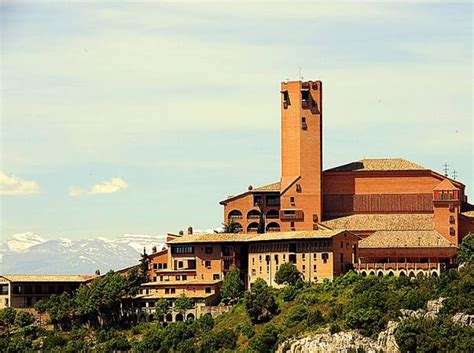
[0,274,97,283]
[142,279,221,286]
[325,158,426,172]
[253,181,281,192]
[321,214,433,232]
[167,229,346,244]
[433,179,459,191]
[359,230,455,249]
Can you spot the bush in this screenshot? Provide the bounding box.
[249,324,280,353]
[14,311,35,328]
[306,309,325,327]
[458,233,474,264]
[198,329,237,353]
[284,305,308,328]
[281,285,299,302]
[105,334,131,352]
[237,322,255,338]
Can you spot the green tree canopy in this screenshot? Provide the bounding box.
[245,278,278,323]
[174,294,194,314]
[221,265,244,302]
[275,262,302,286]
[154,298,170,319]
[458,233,474,264]
[222,220,240,233]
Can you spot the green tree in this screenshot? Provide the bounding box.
[0,307,16,335]
[174,294,194,314]
[140,248,150,283]
[126,266,143,295]
[14,311,35,328]
[154,298,170,320]
[249,324,280,353]
[245,278,278,323]
[47,292,75,330]
[34,299,48,327]
[221,265,244,303]
[275,262,302,286]
[222,219,240,233]
[458,233,474,264]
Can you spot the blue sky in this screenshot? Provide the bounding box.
[1,1,472,239]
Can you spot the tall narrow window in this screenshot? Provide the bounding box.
[301,117,307,130]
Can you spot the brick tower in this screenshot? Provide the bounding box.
[279,80,323,231]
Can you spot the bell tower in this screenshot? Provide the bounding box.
[280,80,323,231]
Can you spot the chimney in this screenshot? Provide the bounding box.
[95,269,101,276]
[248,185,253,191]
[152,246,157,254]
[188,226,193,235]
[179,230,184,235]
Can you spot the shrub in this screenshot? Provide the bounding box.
[281,285,298,302]
[14,311,35,328]
[249,324,280,353]
[306,309,325,327]
[284,305,308,328]
[237,322,255,338]
[198,329,237,353]
[458,233,474,264]
[221,265,244,303]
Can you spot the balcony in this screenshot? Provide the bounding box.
[280,209,304,221]
[247,210,261,220]
[355,262,442,272]
[266,198,280,206]
[266,209,280,219]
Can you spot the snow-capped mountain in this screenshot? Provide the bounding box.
[0,233,166,275]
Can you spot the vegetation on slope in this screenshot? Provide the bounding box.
[1,234,473,352]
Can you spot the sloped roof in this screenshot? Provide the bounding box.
[433,179,460,191]
[253,181,281,192]
[359,230,455,249]
[0,274,97,283]
[167,229,346,244]
[142,279,221,286]
[321,214,433,232]
[324,158,426,172]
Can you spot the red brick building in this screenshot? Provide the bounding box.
[220,80,474,276]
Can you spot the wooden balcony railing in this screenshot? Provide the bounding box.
[355,263,441,271]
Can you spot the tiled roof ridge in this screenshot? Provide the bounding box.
[324,158,427,172]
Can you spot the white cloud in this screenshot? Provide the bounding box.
[69,177,128,197]
[0,171,40,196]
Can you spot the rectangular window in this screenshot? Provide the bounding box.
[252,257,255,265]
[251,269,256,276]
[205,287,212,294]
[176,275,181,281]
[322,253,329,264]
[0,285,8,295]
[313,264,317,271]
[182,275,187,281]
[171,288,176,294]
[290,196,295,206]
[171,246,195,255]
[289,254,297,264]
[213,274,220,280]
[302,265,306,272]
[259,266,262,274]
[153,263,158,270]
[205,260,211,268]
[165,288,170,294]
[274,254,279,264]
[313,253,317,260]
[188,259,196,269]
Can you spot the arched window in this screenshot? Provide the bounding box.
[266,222,280,232]
[247,209,261,219]
[228,210,242,219]
[266,209,279,219]
[247,222,259,232]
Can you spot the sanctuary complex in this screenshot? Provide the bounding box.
[3,80,473,324]
[131,80,474,321]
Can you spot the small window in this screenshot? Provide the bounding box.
[176,275,181,281]
[313,253,317,260]
[449,227,455,236]
[302,265,306,272]
[313,264,317,271]
[205,287,212,294]
[302,253,306,259]
[322,253,329,264]
[301,90,309,101]
[213,274,220,280]
[182,275,187,281]
[301,117,307,130]
[259,266,262,274]
[296,184,302,193]
[290,197,295,206]
[205,261,211,268]
[251,269,256,276]
[165,288,170,294]
[289,254,297,264]
[153,263,158,270]
[252,257,255,265]
[171,288,176,294]
[274,254,279,264]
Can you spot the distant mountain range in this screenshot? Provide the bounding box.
[0,232,166,275]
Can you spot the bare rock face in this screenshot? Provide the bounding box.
[400,297,446,321]
[452,313,474,327]
[377,321,399,353]
[277,331,398,353]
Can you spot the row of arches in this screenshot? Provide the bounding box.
[141,312,195,323]
[360,270,439,278]
[228,209,279,219]
[230,222,281,233]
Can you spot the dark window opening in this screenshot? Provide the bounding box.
[289,254,297,264]
[301,117,307,130]
[290,197,295,206]
[205,287,212,294]
[301,90,309,101]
